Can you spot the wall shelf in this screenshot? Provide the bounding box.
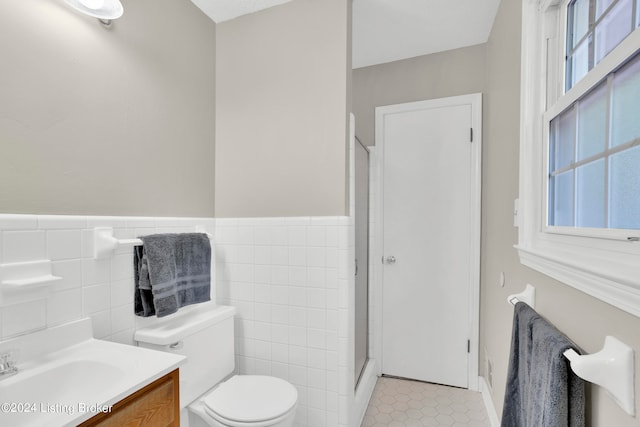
[0,260,61,306]
[3,275,62,289]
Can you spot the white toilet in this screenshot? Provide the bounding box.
[134,303,298,427]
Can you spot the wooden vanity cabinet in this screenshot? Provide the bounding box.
[78,369,179,427]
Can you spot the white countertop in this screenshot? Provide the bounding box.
[0,318,185,427]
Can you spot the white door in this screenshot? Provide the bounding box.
[377,94,481,389]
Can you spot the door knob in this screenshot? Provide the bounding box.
[384,256,396,264]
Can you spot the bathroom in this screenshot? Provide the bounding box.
[0,0,639,426]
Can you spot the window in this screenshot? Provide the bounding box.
[566,0,640,90]
[518,0,640,318]
[549,53,640,231]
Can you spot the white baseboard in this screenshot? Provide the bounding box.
[479,376,500,427]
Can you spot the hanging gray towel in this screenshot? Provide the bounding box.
[134,233,211,318]
[501,302,585,427]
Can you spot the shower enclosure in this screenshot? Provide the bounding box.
[354,136,370,386]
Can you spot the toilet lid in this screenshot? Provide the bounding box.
[204,375,298,423]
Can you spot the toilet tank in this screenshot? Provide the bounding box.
[134,302,236,408]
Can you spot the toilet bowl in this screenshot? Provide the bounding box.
[134,303,298,427]
[189,375,297,427]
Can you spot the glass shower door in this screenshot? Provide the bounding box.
[354,137,370,387]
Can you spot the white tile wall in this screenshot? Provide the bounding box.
[0,213,357,427]
[0,214,215,343]
[215,216,355,427]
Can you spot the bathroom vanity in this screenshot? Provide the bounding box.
[0,318,185,427]
[78,369,179,427]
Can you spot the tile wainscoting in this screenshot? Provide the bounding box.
[0,214,215,343]
[0,214,357,427]
[214,216,355,427]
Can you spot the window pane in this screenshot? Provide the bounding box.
[570,0,591,47]
[596,0,616,19]
[595,0,633,63]
[550,117,558,170]
[576,159,606,227]
[553,108,576,170]
[611,54,640,147]
[577,83,607,160]
[568,39,590,88]
[609,145,640,229]
[551,171,575,226]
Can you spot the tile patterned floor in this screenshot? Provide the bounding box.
[360,376,491,427]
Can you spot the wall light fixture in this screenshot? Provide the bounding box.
[64,0,124,25]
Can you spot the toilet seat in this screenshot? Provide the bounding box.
[202,375,298,426]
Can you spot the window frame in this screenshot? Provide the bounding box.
[565,0,640,90]
[518,0,640,318]
[544,68,640,239]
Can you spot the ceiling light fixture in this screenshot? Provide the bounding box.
[64,0,124,26]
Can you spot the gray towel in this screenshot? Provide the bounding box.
[134,233,211,318]
[501,302,585,427]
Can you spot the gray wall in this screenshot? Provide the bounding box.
[352,44,486,147]
[353,0,640,423]
[0,0,216,217]
[482,1,640,425]
[214,0,351,218]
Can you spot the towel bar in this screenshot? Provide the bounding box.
[507,288,634,416]
[93,227,213,258]
[507,284,536,308]
[564,336,635,416]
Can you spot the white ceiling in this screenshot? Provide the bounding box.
[189,0,501,69]
[189,0,293,23]
[352,0,501,69]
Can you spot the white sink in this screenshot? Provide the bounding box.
[0,318,185,427]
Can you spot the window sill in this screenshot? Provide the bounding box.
[516,243,640,317]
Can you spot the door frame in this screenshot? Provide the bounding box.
[372,93,482,391]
